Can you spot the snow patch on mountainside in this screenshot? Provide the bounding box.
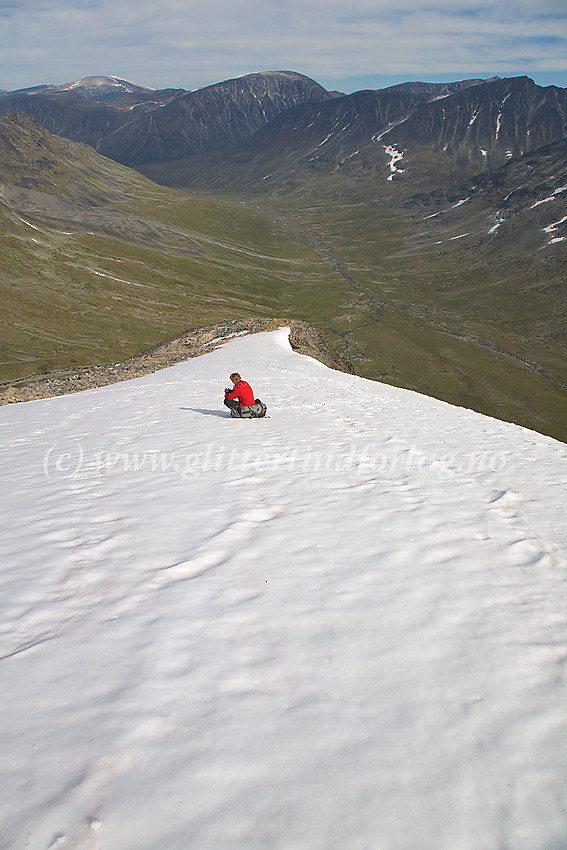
[531,185,567,208]
[1,328,566,850]
[543,214,567,243]
[383,144,404,179]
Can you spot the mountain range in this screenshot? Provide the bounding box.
[0,72,566,440]
[2,73,565,179]
[0,72,335,166]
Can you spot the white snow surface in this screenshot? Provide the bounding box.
[424,199,470,220]
[383,145,404,180]
[1,328,567,850]
[531,186,567,209]
[543,215,567,244]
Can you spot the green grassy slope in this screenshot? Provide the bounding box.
[0,115,333,380]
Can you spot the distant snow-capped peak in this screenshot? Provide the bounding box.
[58,76,154,94]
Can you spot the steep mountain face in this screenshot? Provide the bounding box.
[380,76,567,174]
[140,76,567,194]
[252,88,427,169]
[0,92,125,149]
[0,112,203,244]
[0,111,77,192]
[97,71,335,166]
[0,78,167,145]
[0,71,334,168]
[110,89,186,111]
[139,88,428,189]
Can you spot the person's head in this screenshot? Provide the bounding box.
[230,372,241,384]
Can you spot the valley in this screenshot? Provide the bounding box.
[0,115,332,380]
[1,73,566,441]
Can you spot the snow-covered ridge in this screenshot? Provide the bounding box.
[1,328,566,850]
[60,75,153,92]
[13,76,155,99]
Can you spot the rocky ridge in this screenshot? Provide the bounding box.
[0,319,354,405]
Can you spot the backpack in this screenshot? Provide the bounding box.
[251,399,267,418]
[231,399,268,419]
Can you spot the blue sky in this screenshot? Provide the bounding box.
[1,0,566,92]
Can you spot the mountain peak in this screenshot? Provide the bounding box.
[56,76,154,100]
[8,76,154,103]
[63,75,153,91]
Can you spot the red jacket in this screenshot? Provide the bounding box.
[225,380,255,406]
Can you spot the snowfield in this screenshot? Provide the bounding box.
[1,328,566,850]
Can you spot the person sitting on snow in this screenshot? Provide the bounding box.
[223,373,268,418]
[224,372,255,417]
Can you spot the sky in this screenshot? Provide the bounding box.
[1,327,567,848]
[0,0,566,93]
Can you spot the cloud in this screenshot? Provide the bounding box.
[1,0,566,91]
